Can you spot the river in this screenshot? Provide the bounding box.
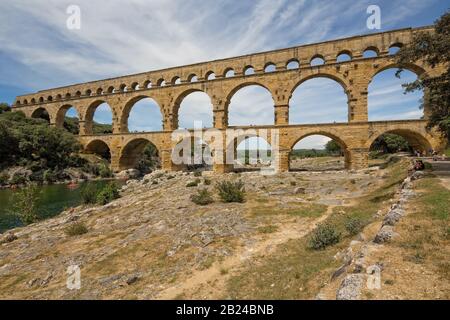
[0,180,124,233]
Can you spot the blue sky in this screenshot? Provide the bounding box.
[1,0,448,149]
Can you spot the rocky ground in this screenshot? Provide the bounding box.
[0,157,448,300]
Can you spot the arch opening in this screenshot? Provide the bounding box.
[177,91,213,129]
[290,134,349,171]
[84,140,111,163]
[336,52,352,62]
[310,55,325,66]
[228,84,274,126]
[206,71,216,80]
[369,130,432,160]
[290,77,348,124]
[31,107,50,123]
[56,105,80,134]
[244,66,255,75]
[85,101,113,135]
[119,138,160,174]
[224,68,235,78]
[368,68,423,121]
[233,136,272,172]
[172,137,213,172]
[123,97,163,133]
[287,59,300,69]
[264,63,276,73]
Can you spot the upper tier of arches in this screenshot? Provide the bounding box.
[16,27,428,106]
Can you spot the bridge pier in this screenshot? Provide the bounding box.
[348,148,369,170]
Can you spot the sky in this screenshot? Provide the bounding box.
[0,0,448,149]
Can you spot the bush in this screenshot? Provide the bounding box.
[29,170,44,184]
[345,217,365,236]
[191,188,214,205]
[308,223,341,250]
[10,172,27,185]
[204,178,211,185]
[96,182,120,205]
[0,173,9,185]
[65,222,88,236]
[186,179,201,187]
[98,163,113,178]
[80,183,99,204]
[193,171,202,177]
[43,169,57,183]
[216,180,246,203]
[12,184,41,225]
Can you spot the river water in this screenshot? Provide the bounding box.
[0,180,123,233]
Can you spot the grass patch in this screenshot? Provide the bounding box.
[250,203,327,218]
[257,225,279,234]
[65,222,88,236]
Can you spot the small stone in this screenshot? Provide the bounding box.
[374,225,395,244]
[293,187,306,195]
[336,274,365,300]
[1,233,18,244]
[126,275,139,285]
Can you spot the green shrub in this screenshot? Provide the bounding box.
[0,173,9,185]
[10,172,27,185]
[167,175,175,180]
[65,222,88,236]
[290,181,296,186]
[80,183,99,204]
[216,180,246,203]
[345,217,365,236]
[12,184,41,225]
[96,182,120,205]
[204,178,212,185]
[43,169,57,183]
[191,188,214,205]
[308,223,341,250]
[98,164,113,178]
[193,171,202,177]
[186,179,201,187]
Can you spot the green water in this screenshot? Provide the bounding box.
[0,180,123,233]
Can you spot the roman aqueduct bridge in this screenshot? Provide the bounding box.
[12,26,447,173]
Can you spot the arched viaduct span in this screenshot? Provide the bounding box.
[12,26,447,173]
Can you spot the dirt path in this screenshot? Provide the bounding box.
[155,206,337,299]
[430,160,450,190]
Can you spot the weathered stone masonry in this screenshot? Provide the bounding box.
[12,26,447,173]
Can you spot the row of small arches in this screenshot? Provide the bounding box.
[16,43,403,106]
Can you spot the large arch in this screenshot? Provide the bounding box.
[289,131,350,171]
[31,107,50,122]
[368,63,426,121]
[85,100,114,135]
[174,89,214,129]
[119,138,160,171]
[84,139,111,161]
[121,96,163,133]
[226,83,275,126]
[367,129,433,154]
[171,136,213,171]
[55,104,79,132]
[289,75,349,124]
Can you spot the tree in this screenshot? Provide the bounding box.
[371,134,410,153]
[0,102,11,114]
[325,140,342,155]
[396,11,450,138]
[12,184,41,225]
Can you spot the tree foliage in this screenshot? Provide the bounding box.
[371,133,410,153]
[0,108,81,170]
[396,11,450,138]
[325,140,342,155]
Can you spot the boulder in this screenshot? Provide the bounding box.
[336,274,365,300]
[374,225,396,244]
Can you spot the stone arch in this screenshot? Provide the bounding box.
[264,62,276,72]
[107,86,115,94]
[47,96,53,102]
[31,98,36,104]
[388,42,403,55]
[31,107,50,122]
[205,71,216,80]
[289,131,351,170]
[84,139,111,161]
[224,68,235,78]
[231,135,273,170]
[157,78,166,87]
[55,104,80,130]
[187,74,198,82]
[39,97,44,103]
[289,73,349,121]
[310,54,325,66]
[226,82,275,126]
[336,50,352,62]
[119,138,160,171]
[130,82,139,90]
[120,95,163,133]
[363,46,380,57]
[367,128,433,153]
[85,89,92,96]
[172,76,181,85]
[173,89,214,129]
[171,136,213,171]
[244,65,255,75]
[286,59,300,69]
[368,63,426,121]
[85,100,114,135]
